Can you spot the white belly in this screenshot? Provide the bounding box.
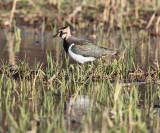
[68,44,96,64]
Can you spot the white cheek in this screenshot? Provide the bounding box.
[62,34,67,39]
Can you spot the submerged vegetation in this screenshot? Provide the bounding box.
[0,50,160,132]
[0,0,160,133]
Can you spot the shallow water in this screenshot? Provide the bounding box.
[0,27,160,132]
[0,82,159,132]
[0,28,61,68]
[1,27,160,70]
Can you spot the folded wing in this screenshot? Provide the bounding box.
[70,39,117,58]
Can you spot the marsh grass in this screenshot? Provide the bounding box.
[0,5,160,132]
[0,43,160,132]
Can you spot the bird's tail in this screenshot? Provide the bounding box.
[107,50,119,56]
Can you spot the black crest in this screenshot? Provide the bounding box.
[58,26,70,31]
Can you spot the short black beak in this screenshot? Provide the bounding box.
[53,33,58,38]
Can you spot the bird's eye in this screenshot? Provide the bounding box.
[58,30,62,32]
[60,31,63,34]
[58,30,62,36]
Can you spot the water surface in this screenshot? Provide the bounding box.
[0,27,160,132]
[1,28,160,70]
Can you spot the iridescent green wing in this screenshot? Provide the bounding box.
[71,39,113,58]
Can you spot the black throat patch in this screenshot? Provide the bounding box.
[63,39,69,53]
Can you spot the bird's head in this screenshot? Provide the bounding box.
[53,26,71,39]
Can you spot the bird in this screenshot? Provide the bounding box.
[53,26,117,64]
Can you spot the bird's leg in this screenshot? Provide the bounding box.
[90,62,94,78]
[82,63,85,73]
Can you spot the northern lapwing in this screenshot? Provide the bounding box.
[53,26,117,64]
